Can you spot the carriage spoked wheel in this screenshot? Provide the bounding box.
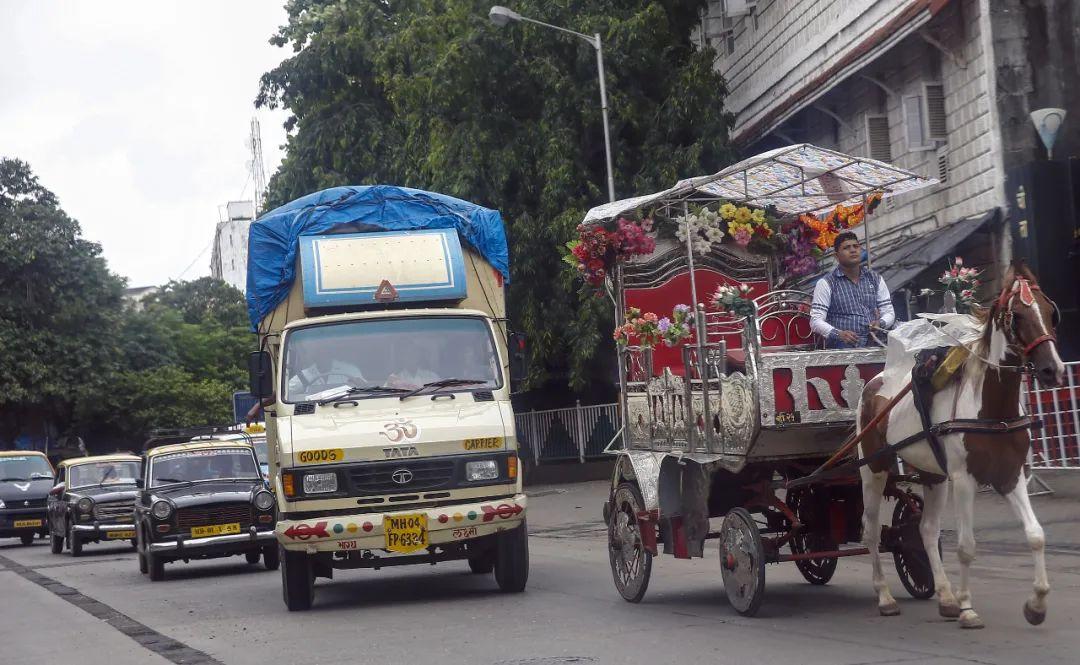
[787,488,838,585]
[607,483,652,603]
[720,507,766,616]
[892,493,936,600]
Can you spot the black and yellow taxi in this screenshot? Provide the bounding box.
[134,440,277,581]
[47,454,141,556]
[0,451,54,545]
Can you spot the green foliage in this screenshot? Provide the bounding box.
[147,276,249,328]
[257,0,734,395]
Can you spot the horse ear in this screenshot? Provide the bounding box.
[1011,259,1037,283]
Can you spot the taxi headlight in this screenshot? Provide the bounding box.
[465,460,499,482]
[77,497,94,514]
[302,472,338,494]
[253,490,275,511]
[151,500,173,520]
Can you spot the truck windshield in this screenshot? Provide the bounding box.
[150,448,260,487]
[69,461,140,488]
[283,316,501,403]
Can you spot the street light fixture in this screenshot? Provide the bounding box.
[488,5,616,202]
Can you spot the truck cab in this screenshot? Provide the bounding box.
[245,186,527,611]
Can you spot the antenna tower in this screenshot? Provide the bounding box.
[249,117,267,216]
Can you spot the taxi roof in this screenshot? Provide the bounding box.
[147,439,255,458]
[58,454,141,469]
[0,450,49,459]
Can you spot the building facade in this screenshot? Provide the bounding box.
[210,200,255,293]
[702,0,1079,354]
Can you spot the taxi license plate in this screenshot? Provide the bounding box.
[107,530,136,540]
[13,519,42,528]
[190,523,241,539]
[384,513,427,553]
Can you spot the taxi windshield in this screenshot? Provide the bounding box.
[282,316,501,402]
[150,448,259,487]
[69,461,140,488]
[0,456,53,481]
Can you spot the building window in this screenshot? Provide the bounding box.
[865,115,892,163]
[903,82,946,151]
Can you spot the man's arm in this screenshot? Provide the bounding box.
[810,279,837,339]
[875,276,895,328]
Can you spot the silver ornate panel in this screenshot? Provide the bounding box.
[757,347,886,427]
[718,372,757,454]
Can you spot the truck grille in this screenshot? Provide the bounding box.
[348,459,457,496]
[176,503,252,530]
[93,500,134,523]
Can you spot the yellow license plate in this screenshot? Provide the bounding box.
[463,437,503,451]
[297,448,344,464]
[190,522,241,539]
[384,513,428,553]
[107,530,136,540]
[13,519,42,528]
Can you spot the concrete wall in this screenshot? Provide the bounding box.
[210,218,251,293]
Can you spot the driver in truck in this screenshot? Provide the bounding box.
[387,339,439,389]
[287,344,366,397]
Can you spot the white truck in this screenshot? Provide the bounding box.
[245,186,528,610]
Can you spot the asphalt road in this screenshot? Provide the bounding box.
[2,477,1079,665]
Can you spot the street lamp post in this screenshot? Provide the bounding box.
[488,5,616,203]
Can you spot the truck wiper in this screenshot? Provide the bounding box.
[317,385,410,405]
[399,378,487,401]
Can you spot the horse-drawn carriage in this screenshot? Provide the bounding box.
[588,145,945,615]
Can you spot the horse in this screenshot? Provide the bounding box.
[857,262,1066,629]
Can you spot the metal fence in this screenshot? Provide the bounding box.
[514,402,619,464]
[1026,360,1080,470]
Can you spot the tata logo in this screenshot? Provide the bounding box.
[390,468,414,485]
[379,418,420,443]
[382,446,419,460]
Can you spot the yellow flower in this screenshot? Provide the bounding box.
[751,208,765,224]
[719,203,737,220]
[734,206,752,224]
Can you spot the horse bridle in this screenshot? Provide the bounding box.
[995,277,1060,357]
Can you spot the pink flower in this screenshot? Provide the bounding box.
[733,227,752,246]
[955,257,964,267]
[644,312,658,324]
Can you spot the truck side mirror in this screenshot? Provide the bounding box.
[248,351,274,399]
[508,333,528,391]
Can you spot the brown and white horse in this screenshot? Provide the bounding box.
[857,263,1066,628]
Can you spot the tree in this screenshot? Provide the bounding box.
[147,276,249,328]
[257,0,734,397]
[0,158,125,445]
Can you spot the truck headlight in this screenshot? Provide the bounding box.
[151,500,173,520]
[253,490,275,511]
[77,497,94,514]
[465,460,499,482]
[302,472,338,494]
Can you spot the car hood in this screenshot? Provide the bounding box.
[68,485,140,503]
[150,481,262,509]
[0,478,53,502]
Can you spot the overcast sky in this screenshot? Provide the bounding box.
[1,1,291,286]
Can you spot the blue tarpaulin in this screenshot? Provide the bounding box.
[245,185,509,330]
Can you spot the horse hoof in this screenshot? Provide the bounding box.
[879,601,901,617]
[939,602,962,619]
[959,611,985,630]
[1024,601,1046,626]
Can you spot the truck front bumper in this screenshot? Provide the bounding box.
[276,493,527,553]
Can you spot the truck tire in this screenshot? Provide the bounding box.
[263,544,280,570]
[281,546,314,611]
[467,550,495,574]
[494,521,529,593]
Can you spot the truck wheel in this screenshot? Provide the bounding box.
[245,550,261,565]
[467,550,495,574]
[148,553,165,581]
[281,546,314,611]
[67,523,82,557]
[263,545,280,570]
[50,531,63,554]
[20,533,35,546]
[494,521,529,593]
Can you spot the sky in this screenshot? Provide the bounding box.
[0,1,291,287]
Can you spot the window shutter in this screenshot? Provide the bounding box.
[936,143,949,184]
[924,83,947,140]
[904,95,926,150]
[865,115,892,162]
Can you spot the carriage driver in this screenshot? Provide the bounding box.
[810,231,894,348]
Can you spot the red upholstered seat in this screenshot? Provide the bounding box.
[725,348,746,371]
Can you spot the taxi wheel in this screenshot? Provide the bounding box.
[148,553,165,581]
[137,528,148,574]
[50,532,63,554]
[67,523,82,557]
[494,521,529,593]
[20,533,35,546]
[263,545,280,571]
[281,546,314,611]
[245,551,262,565]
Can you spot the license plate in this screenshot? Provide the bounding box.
[384,513,428,553]
[190,522,241,539]
[107,530,136,540]
[13,519,42,528]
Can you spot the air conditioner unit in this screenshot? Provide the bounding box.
[724,0,757,18]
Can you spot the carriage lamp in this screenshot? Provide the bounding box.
[303,472,338,494]
[253,491,275,511]
[465,460,499,482]
[151,500,173,520]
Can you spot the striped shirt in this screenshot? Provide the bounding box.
[810,266,894,348]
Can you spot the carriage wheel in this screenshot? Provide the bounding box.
[891,494,936,600]
[787,488,838,586]
[608,483,653,603]
[720,507,766,616]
